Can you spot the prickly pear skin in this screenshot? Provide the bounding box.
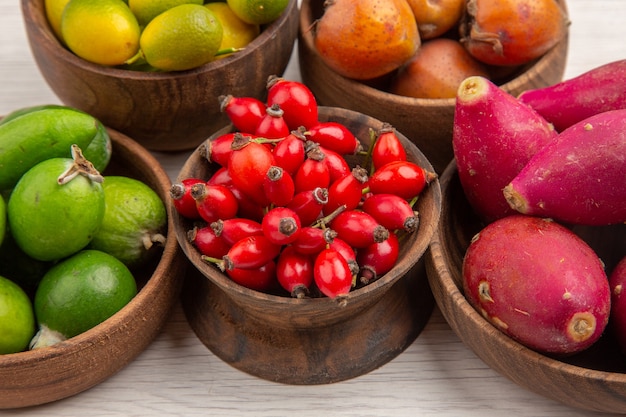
[610,257,626,354]
[519,59,626,132]
[452,76,557,223]
[463,215,610,355]
[504,109,626,226]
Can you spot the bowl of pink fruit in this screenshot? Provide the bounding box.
[426,62,626,413]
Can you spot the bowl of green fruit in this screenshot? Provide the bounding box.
[21,0,299,151]
[0,105,187,409]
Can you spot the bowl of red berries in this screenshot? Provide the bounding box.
[170,76,442,384]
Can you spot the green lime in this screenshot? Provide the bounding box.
[7,147,105,262]
[30,249,137,349]
[89,176,167,269]
[0,275,36,354]
[61,0,141,66]
[0,194,5,247]
[226,0,289,25]
[205,2,260,57]
[140,4,224,71]
[129,0,203,26]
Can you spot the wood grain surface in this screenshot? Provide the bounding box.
[0,0,625,415]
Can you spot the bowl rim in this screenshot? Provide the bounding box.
[0,128,183,371]
[173,105,443,308]
[21,0,298,80]
[427,160,626,401]
[298,0,569,107]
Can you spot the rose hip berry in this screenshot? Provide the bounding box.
[314,247,353,299]
[362,193,419,233]
[219,94,266,134]
[276,245,314,298]
[329,209,390,248]
[170,177,204,219]
[371,123,407,170]
[266,75,319,130]
[191,183,239,224]
[262,207,302,245]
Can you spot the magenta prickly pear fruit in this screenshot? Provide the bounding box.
[463,215,610,355]
[610,256,626,354]
[519,59,626,132]
[452,76,557,223]
[503,109,626,226]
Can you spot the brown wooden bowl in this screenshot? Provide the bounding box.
[20,0,299,152]
[426,160,626,414]
[0,127,188,409]
[173,106,442,384]
[298,0,569,174]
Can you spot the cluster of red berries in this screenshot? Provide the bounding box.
[170,76,435,299]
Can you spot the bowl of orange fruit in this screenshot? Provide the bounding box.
[21,0,299,151]
[298,0,569,173]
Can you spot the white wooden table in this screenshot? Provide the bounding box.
[1,1,625,415]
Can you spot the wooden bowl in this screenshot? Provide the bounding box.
[173,106,442,384]
[298,0,569,174]
[0,128,188,409]
[426,160,626,414]
[20,0,299,152]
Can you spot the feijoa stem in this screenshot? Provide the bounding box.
[57,144,103,185]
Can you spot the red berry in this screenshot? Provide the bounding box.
[228,139,275,206]
[191,183,239,224]
[306,121,361,155]
[206,166,233,187]
[286,187,328,226]
[262,207,302,245]
[313,248,353,298]
[361,193,419,233]
[200,132,236,167]
[276,246,314,298]
[294,146,330,193]
[170,177,204,219]
[254,104,290,139]
[291,226,337,255]
[368,160,431,200]
[318,145,351,182]
[324,166,368,215]
[371,123,407,170]
[210,218,263,246]
[226,260,277,292]
[219,94,265,134]
[263,165,295,207]
[219,235,281,271]
[266,75,318,130]
[329,209,389,248]
[357,232,400,285]
[272,129,307,176]
[328,237,359,277]
[187,225,231,258]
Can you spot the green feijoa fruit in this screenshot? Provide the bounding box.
[89,176,167,269]
[0,193,5,247]
[0,275,36,354]
[30,249,137,349]
[0,231,51,299]
[7,146,105,262]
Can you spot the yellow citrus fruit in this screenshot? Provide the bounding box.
[205,2,260,57]
[226,0,289,25]
[61,0,141,66]
[44,0,71,41]
[129,0,204,26]
[0,275,36,354]
[140,4,224,71]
